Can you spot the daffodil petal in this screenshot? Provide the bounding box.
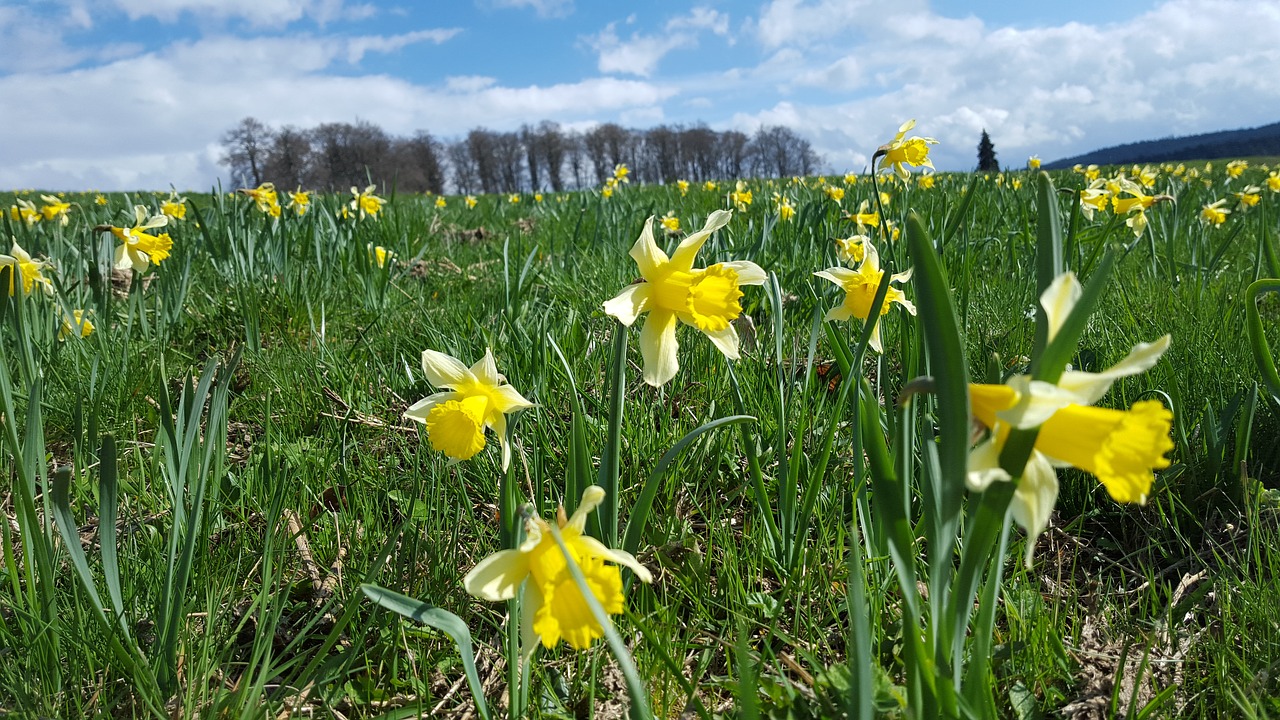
[403,391,458,423]
[602,283,652,326]
[640,310,680,387]
[568,486,607,531]
[965,436,1012,492]
[521,580,543,663]
[421,349,474,388]
[628,217,668,278]
[471,348,501,386]
[998,377,1079,429]
[1055,335,1172,406]
[491,411,512,471]
[576,535,653,584]
[462,549,528,601]
[719,260,767,285]
[1040,272,1081,343]
[815,267,856,285]
[702,323,741,360]
[490,384,536,415]
[1010,451,1059,568]
[113,243,132,270]
[669,209,732,271]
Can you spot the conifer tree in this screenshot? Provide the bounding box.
[977,129,999,172]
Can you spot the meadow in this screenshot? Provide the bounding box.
[1,142,1279,719]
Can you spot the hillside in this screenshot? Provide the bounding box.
[1045,120,1280,168]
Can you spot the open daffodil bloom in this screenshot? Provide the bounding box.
[603,210,766,387]
[966,272,1173,564]
[815,239,915,353]
[0,240,55,297]
[876,119,938,179]
[107,205,171,273]
[464,486,652,656]
[403,348,534,470]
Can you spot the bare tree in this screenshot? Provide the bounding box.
[447,140,478,194]
[493,131,525,192]
[220,117,274,187]
[261,125,311,189]
[564,131,587,189]
[750,125,822,178]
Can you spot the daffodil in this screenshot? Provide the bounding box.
[534,193,543,204]
[239,182,279,214]
[843,172,858,186]
[1235,186,1262,209]
[966,273,1172,564]
[876,120,938,179]
[94,194,108,206]
[403,348,534,470]
[465,195,478,209]
[1266,171,1280,193]
[435,196,447,208]
[835,234,867,265]
[288,189,311,216]
[613,164,630,183]
[1028,156,1041,171]
[848,200,880,233]
[10,198,40,226]
[1200,199,1230,226]
[775,194,796,221]
[601,186,614,199]
[463,486,652,656]
[815,238,914,353]
[59,309,94,339]
[368,243,391,268]
[730,181,753,211]
[676,180,689,196]
[40,195,72,225]
[1226,159,1248,178]
[0,241,55,297]
[603,210,766,387]
[703,181,718,192]
[660,211,680,234]
[106,205,171,273]
[1079,180,1111,221]
[351,185,385,219]
[823,185,845,202]
[160,192,187,220]
[918,175,936,189]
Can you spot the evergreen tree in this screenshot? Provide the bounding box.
[977,129,999,172]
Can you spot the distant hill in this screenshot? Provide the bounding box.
[1044,120,1280,169]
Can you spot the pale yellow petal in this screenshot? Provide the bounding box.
[640,310,680,387]
[602,283,652,326]
[701,323,740,360]
[568,485,607,531]
[670,209,732,271]
[463,549,529,601]
[471,348,501,386]
[1040,272,1081,343]
[489,384,535,414]
[1010,451,1059,567]
[719,260,767,285]
[421,349,474,388]
[628,218,668,279]
[1055,335,1171,406]
[403,391,458,423]
[966,437,1012,492]
[576,535,653,583]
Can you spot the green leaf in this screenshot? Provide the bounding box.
[1245,279,1280,406]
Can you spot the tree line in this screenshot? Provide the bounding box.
[219,117,824,194]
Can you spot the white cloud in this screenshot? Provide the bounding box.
[345,28,461,63]
[109,0,371,27]
[587,7,733,78]
[487,0,573,20]
[666,7,729,35]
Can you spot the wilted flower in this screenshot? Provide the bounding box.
[603,210,766,387]
[875,120,938,179]
[403,348,535,470]
[0,241,55,297]
[815,238,914,353]
[463,486,652,656]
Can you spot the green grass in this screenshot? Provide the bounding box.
[1,168,1278,718]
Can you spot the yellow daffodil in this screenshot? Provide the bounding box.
[848,200,880,233]
[601,186,614,199]
[1135,166,1157,188]
[843,172,858,186]
[966,273,1172,564]
[823,185,845,202]
[106,205,171,273]
[835,234,867,265]
[730,181,753,211]
[1079,180,1111,221]
[39,195,72,225]
[613,164,630,183]
[94,194,108,206]
[876,120,938,179]
[534,193,543,203]
[676,180,689,196]
[288,189,310,216]
[463,486,651,657]
[603,210,766,387]
[0,241,55,297]
[434,196,447,208]
[815,238,915,353]
[1266,171,1280,192]
[1012,178,1023,190]
[59,309,94,339]
[465,195,478,209]
[918,174,936,189]
[879,191,891,207]
[1200,199,1230,226]
[1226,159,1248,178]
[1173,164,1186,177]
[775,194,796,221]
[403,348,535,470]
[1028,156,1041,171]
[1235,186,1262,208]
[160,192,187,220]
[239,182,279,214]
[351,185,385,219]
[367,243,391,269]
[703,181,718,192]
[660,211,680,234]
[10,198,40,226]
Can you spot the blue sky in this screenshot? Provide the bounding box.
[2,0,1278,190]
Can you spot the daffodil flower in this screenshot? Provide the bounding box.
[730,181,753,211]
[463,486,652,656]
[349,185,385,219]
[1200,199,1230,226]
[1079,180,1111,221]
[104,206,171,273]
[59,309,94,339]
[239,183,279,214]
[603,210,766,387]
[10,198,40,226]
[834,234,868,265]
[403,348,534,470]
[465,195,478,209]
[660,211,680,234]
[1235,186,1262,209]
[676,180,689,196]
[1028,156,1041,171]
[848,200,880,233]
[1226,159,1248,178]
[775,194,796,221]
[966,273,1172,564]
[613,164,630,183]
[876,120,938,179]
[0,241,55,297]
[288,188,310,216]
[815,239,914,353]
[40,195,72,225]
[160,192,187,220]
[434,196,447,208]
[823,185,845,202]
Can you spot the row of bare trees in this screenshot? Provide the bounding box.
[220,117,824,195]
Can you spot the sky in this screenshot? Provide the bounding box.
[2,0,1279,191]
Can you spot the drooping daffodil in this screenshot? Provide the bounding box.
[603,210,766,387]
[464,486,652,657]
[403,348,535,470]
[966,272,1173,565]
[815,238,915,353]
